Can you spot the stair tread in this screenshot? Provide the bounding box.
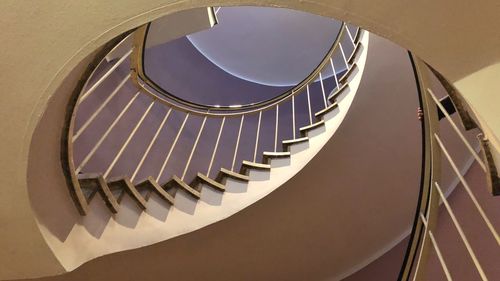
[196,173,225,191]
[241,160,271,170]
[339,64,358,83]
[328,83,349,102]
[218,168,250,182]
[263,151,291,158]
[300,120,325,133]
[166,175,201,199]
[78,175,119,213]
[347,42,362,64]
[77,173,101,180]
[282,137,309,146]
[107,176,147,210]
[136,176,174,205]
[315,102,339,118]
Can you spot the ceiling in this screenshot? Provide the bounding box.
[187,6,342,87]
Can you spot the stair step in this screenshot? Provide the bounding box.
[164,175,201,199]
[194,173,225,192]
[107,176,147,210]
[79,174,119,213]
[262,151,291,164]
[353,29,362,43]
[347,42,362,64]
[216,168,250,182]
[240,160,271,174]
[315,102,339,119]
[328,83,349,102]
[77,173,101,180]
[136,176,174,205]
[300,120,325,135]
[339,64,357,84]
[282,137,309,150]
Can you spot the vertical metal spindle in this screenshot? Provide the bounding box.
[231,115,245,171]
[80,49,133,103]
[103,100,155,179]
[292,95,296,139]
[181,116,208,180]
[339,43,349,69]
[155,113,190,182]
[306,85,313,125]
[253,111,262,162]
[319,72,328,108]
[75,91,140,174]
[330,58,340,90]
[274,105,279,152]
[130,108,172,182]
[73,74,131,141]
[207,117,226,177]
[345,24,355,44]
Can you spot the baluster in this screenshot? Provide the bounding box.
[306,85,313,125]
[231,115,245,171]
[434,182,488,281]
[274,105,279,152]
[207,117,226,177]
[253,111,262,162]
[103,100,155,178]
[181,116,208,180]
[155,113,189,182]
[76,91,140,174]
[435,134,499,243]
[428,89,486,171]
[292,95,296,139]
[73,74,130,141]
[344,24,355,45]
[130,108,172,182]
[330,58,340,90]
[339,43,349,69]
[80,49,133,102]
[319,72,328,108]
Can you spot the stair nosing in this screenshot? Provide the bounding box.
[107,176,147,210]
[196,173,225,191]
[282,137,309,150]
[315,102,339,118]
[339,64,357,83]
[347,42,362,64]
[242,160,271,170]
[299,120,325,133]
[328,83,349,102]
[169,176,201,199]
[218,168,250,182]
[136,176,175,204]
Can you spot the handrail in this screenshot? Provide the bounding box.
[399,54,499,281]
[130,22,348,115]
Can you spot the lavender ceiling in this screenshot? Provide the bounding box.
[188,7,342,87]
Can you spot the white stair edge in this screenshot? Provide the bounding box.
[45,31,370,271]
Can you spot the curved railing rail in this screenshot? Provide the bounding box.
[398,54,499,281]
[131,21,353,115]
[63,9,364,216]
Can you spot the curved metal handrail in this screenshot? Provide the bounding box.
[398,53,499,281]
[131,22,347,116]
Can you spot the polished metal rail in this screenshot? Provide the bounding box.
[130,22,351,116]
[399,54,498,281]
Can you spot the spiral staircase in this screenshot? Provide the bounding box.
[0,2,499,281]
[54,12,370,269]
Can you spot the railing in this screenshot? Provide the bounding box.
[62,11,363,216]
[131,21,356,115]
[398,54,499,281]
